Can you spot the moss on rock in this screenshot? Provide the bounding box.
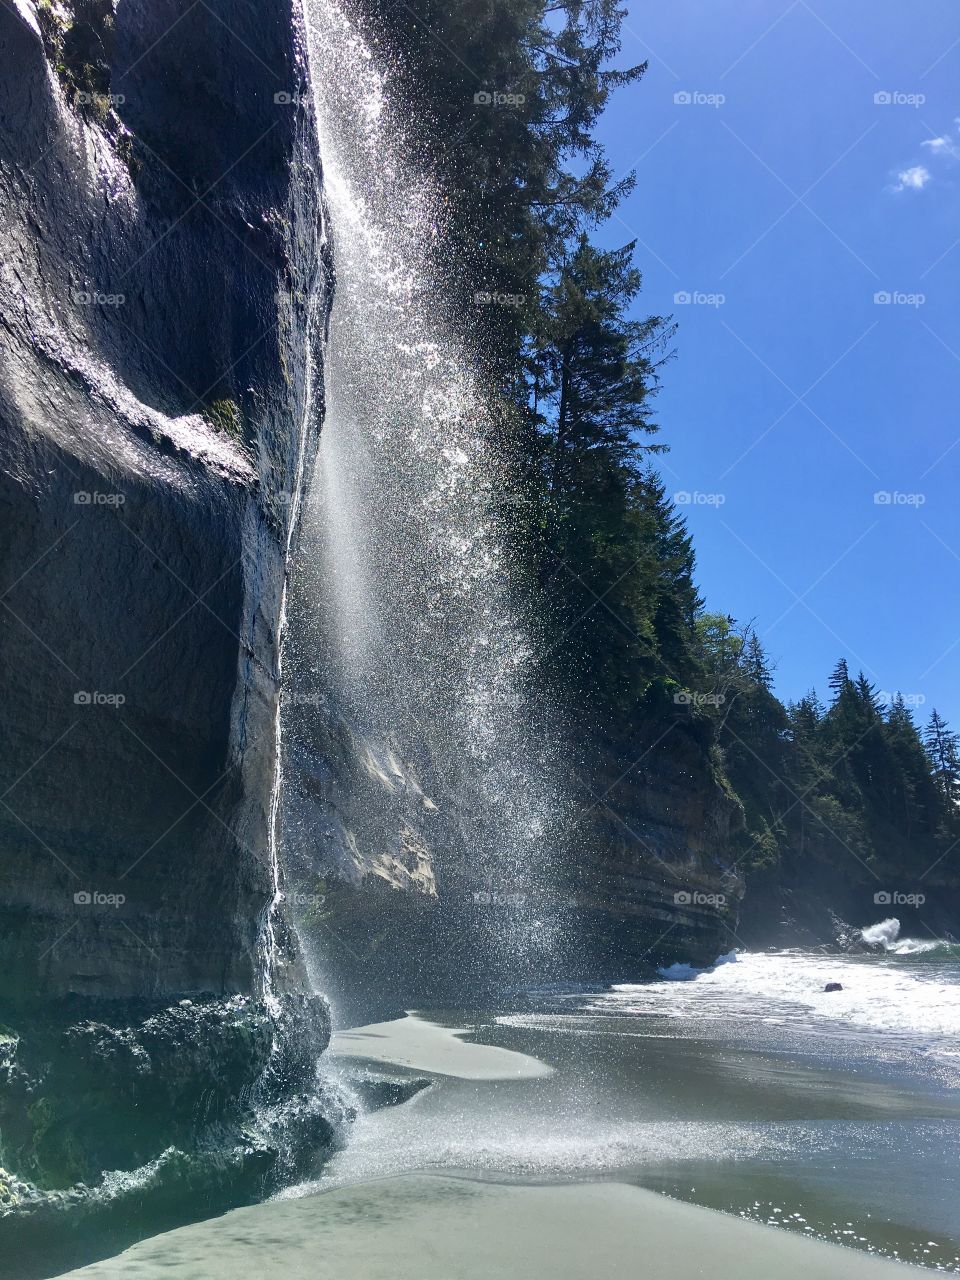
[36,0,117,119]
[204,398,246,444]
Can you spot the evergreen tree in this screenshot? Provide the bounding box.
[828,657,851,700]
[745,632,773,690]
[363,0,646,377]
[526,240,688,719]
[854,672,883,720]
[788,691,824,742]
[534,235,670,503]
[884,695,940,845]
[925,710,960,805]
[635,470,702,680]
[786,693,825,805]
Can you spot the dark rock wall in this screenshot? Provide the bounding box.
[0,0,327,1005]
[0,0,341,1263]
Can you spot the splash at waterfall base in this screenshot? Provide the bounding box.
[285,872,740,1025]
[52,984,960,1280]
[280,702,742,1022]
[0,993,346,1274]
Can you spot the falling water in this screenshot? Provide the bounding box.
[261,441,311,1012]
[293,0,567,978]
[250,225,365,1176]
[259,214,330,1013]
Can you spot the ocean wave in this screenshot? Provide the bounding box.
[502,945,960,1051]
[657,951,738,981]
[860,916,943,955]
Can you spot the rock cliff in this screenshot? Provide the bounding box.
[0,0,340,1270]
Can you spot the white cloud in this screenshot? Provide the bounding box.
[893,165,932,192]
[888,116,959,193]
[922,135,960,159]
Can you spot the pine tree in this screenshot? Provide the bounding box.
[828,657,851,700]
[363,0,647,376]
[924,710,960,804]
[854,672,883,720]
[789,691,824,740]
[786,693,825,800]
[535,235,671,505]
[745,632,773,690]
[884,695,940,845]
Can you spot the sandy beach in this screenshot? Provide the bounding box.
[56,1169,919,1280]
[56,1012,927,1279]
[329,1012,554,1079]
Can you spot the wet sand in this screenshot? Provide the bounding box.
[58,1171,919,1279]
[329,1011,554,1079]
[57,1014,927,1278]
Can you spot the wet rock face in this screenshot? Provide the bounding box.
[0,0,337,1258]
[0,995,346,1279]
[1,997,276,1187]
[0,992,334,1186]
[0,0,326,1006]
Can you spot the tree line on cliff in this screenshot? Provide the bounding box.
[361,0,960,893]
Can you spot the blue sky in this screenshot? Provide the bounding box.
[596,0,960,723]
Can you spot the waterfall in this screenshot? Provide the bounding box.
[291,0,568,979]
[258,85,333,1013]
[259,295,323,1016]
[251,217,360,1174]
